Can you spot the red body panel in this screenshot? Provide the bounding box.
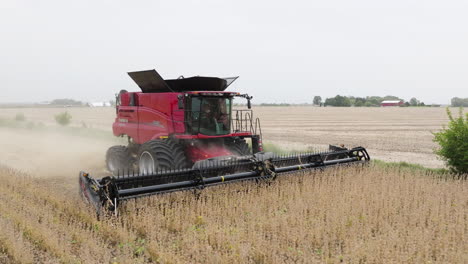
[137,93,177,142]
[113,106,139,140]
[113,91,253,163]
[113,92,189,143]
[185,143,234,161]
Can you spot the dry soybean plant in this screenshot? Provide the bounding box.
[0,164,466,263]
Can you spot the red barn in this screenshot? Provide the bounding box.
[381,100,403,107]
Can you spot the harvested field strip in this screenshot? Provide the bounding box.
[2,107,465,172]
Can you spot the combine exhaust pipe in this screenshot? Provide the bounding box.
[80,147,370,214]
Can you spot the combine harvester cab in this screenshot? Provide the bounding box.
[79,69,370,214]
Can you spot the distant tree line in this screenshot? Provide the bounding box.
[308,95,436,107]
[312,95,468,107]
[50,99,84,106]
[451,97,468,107]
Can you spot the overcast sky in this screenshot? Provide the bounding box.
[1,0,468,104]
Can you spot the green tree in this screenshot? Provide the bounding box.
[336,95,351,107]
[451,97,468,107]
[433,108,468,175]
[383,95,401,101]
[410,97,419,106]
[365,96,382,106]
[324,95,351,107]
[324,97,335,106]
[55,111,72,126]
[354,97,366,107]
[313,96,322,105]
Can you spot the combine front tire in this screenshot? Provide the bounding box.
[138,140,188,174]
[106,146,132,174]
[225,138,251,156]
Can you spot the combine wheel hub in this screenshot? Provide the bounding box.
[139,151,156,175]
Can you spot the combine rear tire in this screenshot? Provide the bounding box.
[138,140,188,174]
[225,138,251,156]
[106,146,132,174]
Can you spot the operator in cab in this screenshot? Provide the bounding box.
[199,99,230,135]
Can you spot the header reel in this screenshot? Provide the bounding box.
[79,147,370,215]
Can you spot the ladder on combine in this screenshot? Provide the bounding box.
[232,109,263,143]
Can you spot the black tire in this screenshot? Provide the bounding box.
[225,137,251,156]
[106,145,132,174]
[138,140,188,174]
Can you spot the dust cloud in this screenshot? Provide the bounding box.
[0,128,112,180]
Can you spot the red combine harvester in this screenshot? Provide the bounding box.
[79,69,370,214]
[108,69,262,173]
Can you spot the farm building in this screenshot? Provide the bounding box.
[381,100,403,107]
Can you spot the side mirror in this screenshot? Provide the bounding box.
[239,94,253,109]
[177,95,184,109]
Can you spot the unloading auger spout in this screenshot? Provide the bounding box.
[79,147,370,214]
